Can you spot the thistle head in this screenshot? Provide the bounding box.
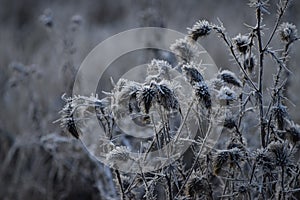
[187,20,212,41]
[218,70,242,87]
[278,22,298,43]
[193,81,212,109]
[233,33,250,54]
[182,63,204,85]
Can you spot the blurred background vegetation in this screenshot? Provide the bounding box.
[1,0,300,199]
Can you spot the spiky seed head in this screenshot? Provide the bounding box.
[185,176,211,198]
[213,150,229,175]
[217,86,237,105]
[137,85,157,114]
[147,59,172,81]
[57,96,80,139]
[170,37,197,63]
[187,20,212,41]
[218,70,242,87]
[209,78,224,90]
[182,63,204,85]
[194,81,212,109]
[233,33,250,54]
[267,141,291,167]
[278,22,298,43]
[152,82,180,111]
[112,79,141,116]
[106,146,131,168]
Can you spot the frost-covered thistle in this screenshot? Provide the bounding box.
[185,175,212,198]
[193,81,211,109]
[213,150,229,175]
[233,33,250,54]
[137,85,157,114]
[278,22,298,43]
[187,20,211,41]
[213,148,245,175]
[111,79,142,116]
[217,86,237,105]
[59,101,80,139]
[182,63,204,85]
[146,59,172,81]
[209,78,224,90]
[106,146,131,168]
[267,141,291,167]
[218,70,242,87]
[170,37,197,63]
[150,81,180,111]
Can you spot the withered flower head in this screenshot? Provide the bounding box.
[233,33,250,54]
[137,85,157,114]
[187,20,212,40]
[218,70,242,87]
[193,81,212,109]
[182,63,204,85]
[278,22,298,43]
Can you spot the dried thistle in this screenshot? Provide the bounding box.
[267,141,291,167]
[56,95,80,139]
[151,81,180,111]
[218,70,242,87]
[170,37,197,63]
[233,33,250,54]
[213,150,229,175]
[106,146,131,169]
[209,78,225,90]
[255,149,276,173]
[278,22,298,43]
[147,59,172,81]
[137,85,157,114]
[193,81,212,109]
[182,63,204,85]
[185,175,212,198]
[213,147,245,175]
[111,79,141,115]
[187,20,212,41]
[217,86,237,105]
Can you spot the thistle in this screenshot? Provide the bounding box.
[182,63,204,85]
[233,33,250,54]
[278,22,298,43]
[170,37,197,63]
[217,86,237,105]
[151,81,180,111]
[137,85,157,114]
[218,70,242,87]
[193,81,212,109]
[187,20,212,41]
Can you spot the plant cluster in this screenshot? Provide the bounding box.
[57,0,300,199]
